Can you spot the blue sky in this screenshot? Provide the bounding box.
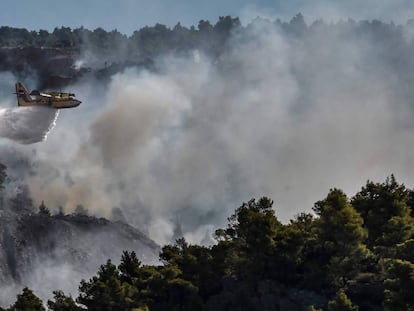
[2,0,414,34]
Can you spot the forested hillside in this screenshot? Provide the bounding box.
[2,175,414,310]
[0,16,242,88]
[2,14,414,89]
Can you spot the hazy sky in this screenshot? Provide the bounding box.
[2,0,414,34]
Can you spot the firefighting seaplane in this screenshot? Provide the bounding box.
[15,82,81,109]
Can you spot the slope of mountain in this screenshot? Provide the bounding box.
[0,206,160,305]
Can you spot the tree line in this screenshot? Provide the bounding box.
[0,16,241,59]
[0,14,412,60]
[1,173,414,310]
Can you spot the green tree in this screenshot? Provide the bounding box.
[127,261,202,311]
[215,197,281,281]
[35,29,50,46]
[313,189,369,287]
[160,238,221,302]
[47,290,81,311]
[383,259,414,311]
[327,288,359,311]
[380,212,414,257]
[90,27,109,50]
[9,287,45,311]
[276,212,317,284]
[118,251,142,284]
[396,238,414,262]
[52,27,75,48]
[352,176,414,256]
[213,16,241,35]
[77,259,133,310]
[158,275,201,310]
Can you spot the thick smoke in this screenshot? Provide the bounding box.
[5,18,414,248]
[16,20,413,247]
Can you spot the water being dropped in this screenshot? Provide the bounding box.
[0,106,59,144]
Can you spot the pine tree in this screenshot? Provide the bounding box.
[47,290,80,311]
[216,197,281,281]
[118,251,141,283]
[313,189,369,287]
[352,176,414,256]
[9,287,45,311]
[383,259,414,311]
[77,259,128,310]
[327,289,359,311]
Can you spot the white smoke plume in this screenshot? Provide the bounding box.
[4,17,414,248]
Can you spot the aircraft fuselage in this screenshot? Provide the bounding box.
[15,82,81,109]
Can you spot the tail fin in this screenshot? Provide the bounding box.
[15,82,32,106]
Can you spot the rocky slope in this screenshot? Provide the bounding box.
[0,204,160,305]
